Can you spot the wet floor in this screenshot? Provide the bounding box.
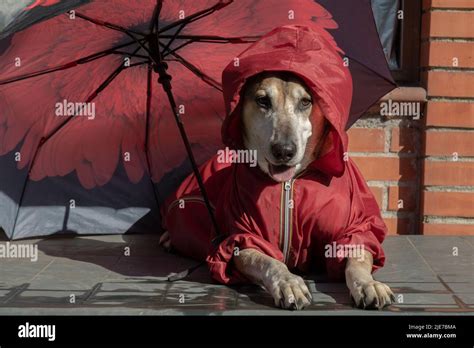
[0,234,472,315]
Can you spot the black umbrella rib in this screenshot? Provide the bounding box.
[159,43,222,92]
[0,40,142,86]
[160,22,187,59]
[149,0,163,33]
[344,54,396,86]
[160,35,260,58]
[114,51,150,60]
[143,61,162,206]
[160,34,260,43]
[73,12,147,37]
[157,0,233,35]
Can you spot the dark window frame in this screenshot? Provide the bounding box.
[391,0,422,85]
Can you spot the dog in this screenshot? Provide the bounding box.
[161,71,395,311]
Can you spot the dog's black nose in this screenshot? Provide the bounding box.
[271,142,296,162]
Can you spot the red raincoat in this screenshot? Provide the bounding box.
[162,26,387,284]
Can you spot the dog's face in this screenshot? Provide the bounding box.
[242,72,326,182]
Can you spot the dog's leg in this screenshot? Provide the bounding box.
[234,248,312,310]
[345,249,395,309]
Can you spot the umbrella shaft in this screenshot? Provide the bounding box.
[155,61,222,242]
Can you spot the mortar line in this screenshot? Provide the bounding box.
[406,237,441,279]
[462,237,474,249]
[28,258,56,283]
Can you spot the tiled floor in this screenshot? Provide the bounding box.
[0,234,473,315]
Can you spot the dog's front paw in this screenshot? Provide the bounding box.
[350,280,395,310]
[266,272,312,310]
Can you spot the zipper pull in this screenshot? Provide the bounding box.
[284,181,292,191]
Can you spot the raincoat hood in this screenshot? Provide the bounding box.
[221,25,353,177]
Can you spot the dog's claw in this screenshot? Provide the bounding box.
[390,293,396,303]
[351,280,394,310]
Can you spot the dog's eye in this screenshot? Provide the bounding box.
[300,98,312,109]
[256,96,271,109]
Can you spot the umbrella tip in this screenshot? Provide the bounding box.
[167,270,189,282]
[216,0,233,10]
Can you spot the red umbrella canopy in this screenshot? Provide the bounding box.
[0,0,346,190]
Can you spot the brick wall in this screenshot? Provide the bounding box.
[349,103,421,235]
[420,0,474,235]
[349,0,473,235]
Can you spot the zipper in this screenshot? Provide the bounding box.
[281,179,294,263]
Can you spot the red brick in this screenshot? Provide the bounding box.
[383,218,411,235]
[352,157,417,181]
[423,191,474,217]
[425,71,474,98]
[348,128,385,152]
[369,186,383,208]
[425,131,474,156]
[422,223,474,235]
[390,128,417,154]
[422,11,474,38]
[422,11,432,38]
[421,41,474,68]
[388,186,416,211]
[430,0,474,8]
[424,161,474,186]
[425,102,474,128]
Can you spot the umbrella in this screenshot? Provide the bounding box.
[0,0,396,240]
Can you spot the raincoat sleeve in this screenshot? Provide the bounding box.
[206,232,285,285]
[325,159,387,280]
[160,155,233,261]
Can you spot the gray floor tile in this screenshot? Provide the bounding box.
[107,255,199,279]
[37,236,129,257]
[99,280,170,292]
[28,257,118,290]
[460,236,474,248]
[392,293,457,305]
[2,290,87,306]
[312,292,352,305]
[163,290,236,310]
[445,282,474,293]
[408,236,474,278]
[309,282,348,293]
[374,237,439,282]
[385,282,447,293]
[455,294,474,305]
[0,257,55,286]
[0,290,11,301]
[87,291,164,307]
